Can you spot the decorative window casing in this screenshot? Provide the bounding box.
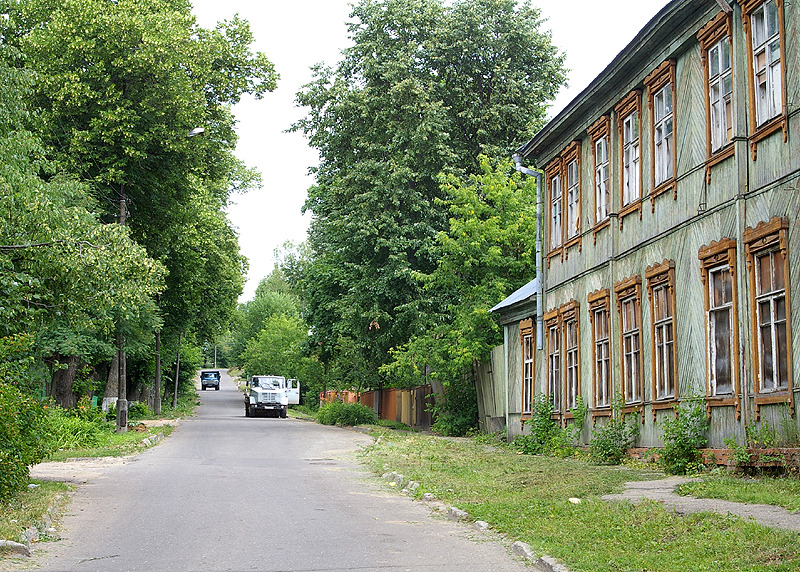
[744,217,793,419]
[644,60,677,209]
[741,0,788,160]
[545,142,582,263]
[588,116,611,240]
[588,289,612,417]
[520,318,534,417]
[545,309,562,415]
[646,261,678,419]
[547,159,562,255]
[698,12,735,181]
[615,276,643,416]
[562,302,580,415]
[615,91,642,225]
[699,239,741,420]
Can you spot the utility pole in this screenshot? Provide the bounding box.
[116,183,128,433]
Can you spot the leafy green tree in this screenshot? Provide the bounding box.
[0,47,165,407]
[4,0,277,410]
[383,158,537,434]
[293,0,564,389]
[241,314,307,379]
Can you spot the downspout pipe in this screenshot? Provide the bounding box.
[512,153,544,351]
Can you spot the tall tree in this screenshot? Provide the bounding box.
[4,0,277,412]
[293,0,565,385]
[0,46,165,408]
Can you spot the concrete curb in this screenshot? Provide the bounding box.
[383,472,571,571]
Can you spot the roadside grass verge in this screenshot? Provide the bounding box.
[44,424,174,462]
[677,474,800,512]
[0,481,70,548]
[359,433,800,572]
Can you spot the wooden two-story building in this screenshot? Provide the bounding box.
[492,0,799,447]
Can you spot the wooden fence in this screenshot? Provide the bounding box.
[320,385,435,431]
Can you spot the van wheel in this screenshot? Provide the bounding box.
[280,407,287,419]
[245,405,250,417]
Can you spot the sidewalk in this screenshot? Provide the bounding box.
[602,476,800,533]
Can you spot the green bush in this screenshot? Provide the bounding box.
[660,397,709,475]
[42,406,105,450]
[128,400,153,420]
[317,401,377,426]
[590,406,638,465]
[0,383,50,502]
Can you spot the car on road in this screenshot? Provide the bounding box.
[201,370,221,390]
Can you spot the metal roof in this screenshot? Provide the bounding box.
[490,277,539,313]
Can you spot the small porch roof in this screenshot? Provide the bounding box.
[490,277,539,314]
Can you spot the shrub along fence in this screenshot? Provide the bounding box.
[319,385,434,431]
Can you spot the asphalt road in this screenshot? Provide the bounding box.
[35,370,526,572]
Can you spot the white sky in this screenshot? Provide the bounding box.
[190,0,669,302]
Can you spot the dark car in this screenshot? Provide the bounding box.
[201,370,221,390]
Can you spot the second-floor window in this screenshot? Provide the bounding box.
[709,37,733,151]
[550,173,562,250]
[750,0,782,126]
[653,85,673,186]
[566,159,580,240]
[622,111,640,206]
[595,135,610,222]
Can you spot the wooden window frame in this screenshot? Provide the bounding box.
[545,143,582,264]
[615,275,644,420]
[741,0,788,161]
[545,158,563,265]
[545,309,562,417]
[744,217,793,420]
[645,260,678,420]
[520,318,535,418]
[588,116,611,242]
[699,238,741,420]
[615,90,643,228]
[588,289,612,420]
[644,60,677,210]
[698,12,735,183]
[561,301,581,419]
[562,142,582,255]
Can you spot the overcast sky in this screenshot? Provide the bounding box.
[190,0,669,301]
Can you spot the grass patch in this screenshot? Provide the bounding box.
[360,433,800,571]
[0,481,70,547]
[44,424,174,462]
[677,474,800,512]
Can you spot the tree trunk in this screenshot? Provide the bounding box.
[172,331,183,409]
[115,334,128,433]
[51,355,81,408]
[154,330,162,415]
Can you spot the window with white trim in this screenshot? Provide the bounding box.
[616,277,642,405]
[750,0,782,126]
[622,111,640,206]
[653,85,673,187]
[550,173,562,250]
[589,293,611,410]
[708,265,735,395]
[565,317,579,411]
[566,159,579,240]
[651,282,675,400]
[547,321,561,413]
[709,37,733,151]
[754,248,788,392]
[594,135,610,222]
[522,331,534,414]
